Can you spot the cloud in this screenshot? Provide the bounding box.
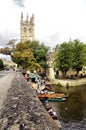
[1,0,86,49]
[38,32,62,49]
[0,54,11,61]
[0,45,3,48]
[13,0,25,7]
[0,32,19,47]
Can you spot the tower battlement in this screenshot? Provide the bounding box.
[20,13,35,42]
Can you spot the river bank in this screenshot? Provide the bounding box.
[48,78,86,87]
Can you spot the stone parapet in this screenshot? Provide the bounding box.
[0,72,59,130]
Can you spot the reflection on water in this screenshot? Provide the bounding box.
[49,85,86,130]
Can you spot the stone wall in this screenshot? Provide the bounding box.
[0,72,59,130]
[52,78,86,87]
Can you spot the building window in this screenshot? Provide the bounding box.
[29,28,32,33]
[24,27,26,33]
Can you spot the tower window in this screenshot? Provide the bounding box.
[24,27,26,33]
[29,28,32,33]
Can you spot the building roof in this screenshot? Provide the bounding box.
[28,72,41,79]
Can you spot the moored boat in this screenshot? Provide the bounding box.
[38,92,66,102]
[54,120,62,129]
[49,97,66,102]
[45,104,62,129]
[47,91,69,97]
[38,93,65,98]
[39,97,66,102]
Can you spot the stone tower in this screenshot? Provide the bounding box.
[46,52,55,80]
[20,13,35,42]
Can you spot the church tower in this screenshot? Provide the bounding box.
[20,13,35,42]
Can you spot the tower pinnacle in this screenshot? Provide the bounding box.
[21,12,23,22]
[20,13,35,42]
[27,13,29,21]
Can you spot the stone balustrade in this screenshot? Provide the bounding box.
[0,72,59,130]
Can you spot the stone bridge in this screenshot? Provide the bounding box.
[0,72,59,130]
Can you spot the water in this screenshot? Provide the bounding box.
[49,85,86,130]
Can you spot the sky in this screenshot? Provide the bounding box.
[0,0,86,50]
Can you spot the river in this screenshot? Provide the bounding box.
[49,85,86,130]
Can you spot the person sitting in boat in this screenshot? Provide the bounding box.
[44,90,48,94]
[48,108,53,113]
[40,90,44,94]
[50,111,57,120]
[53,111,57,116]
[52,111,57,120]
[36,89,41,94]
[45,104,51,111]
[44,97,49,105]
[41,78,45,86]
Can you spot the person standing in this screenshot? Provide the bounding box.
[36,78,40,89]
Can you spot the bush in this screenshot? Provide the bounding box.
[57,82,62,87]
[0,59,4,70]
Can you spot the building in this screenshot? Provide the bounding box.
[2,59,17,68]
[20,13,35,42]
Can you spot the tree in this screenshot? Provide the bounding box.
[54,39,86,78]
[54,41,73,77]
[0,59,4,70]
[0,47,11,55]
[83,43,86,66]
[35,49,47,68]
[72,39,85,76]
[11,42,34,69]
[0,39,17,55]
[26,40,39,54]
[7,39,17,50]
[35,43,49,68]
[11,42,42,71]
[25,41,49,71]
[1,39,49,72]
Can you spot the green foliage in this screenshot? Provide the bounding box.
[25,40,39,54]
[72,39,85,75]
[25,41,49,69]
[0,47,11,55]
[54,42,73,77]
[11,41,49,71]
[11,42,36,69]
[35,49,49,68]
[57,82,62,87]
[0,39,17,55]
[7,39,17,49]
[0,59,4,70]
[83,44,86,66]
[54,39,86,77]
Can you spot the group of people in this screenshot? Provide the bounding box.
[35,77,45,89]
[24,73,46,90]
[45,103,57,119]
[44,94,62,127]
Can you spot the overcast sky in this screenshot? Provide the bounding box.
[0,0,86,49]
